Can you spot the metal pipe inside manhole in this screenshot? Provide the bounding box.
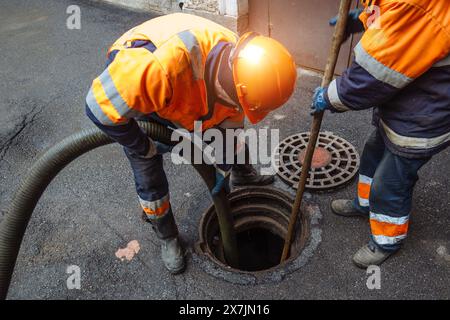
[196,187,309,273]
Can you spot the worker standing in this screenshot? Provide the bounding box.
[85,13,297,274]
[312,0,450,268]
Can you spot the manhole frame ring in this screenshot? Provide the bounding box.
[193,187,321,285]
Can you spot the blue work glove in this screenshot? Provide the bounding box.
[211,164,232,196]
[329,8,364,43]
[311,87,332,115]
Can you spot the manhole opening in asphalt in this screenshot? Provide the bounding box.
[235,227,284,271]
[211,223,286,272]
[196,187,310,275]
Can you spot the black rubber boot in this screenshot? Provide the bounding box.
[146,210,179,240]
[231,164,275,186]
[231,142,275,186]
[144,210,186,274]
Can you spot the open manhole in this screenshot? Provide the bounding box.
[195,187,320,284]
[273,132,360,190]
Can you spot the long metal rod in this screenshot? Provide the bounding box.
[280,0,352,262]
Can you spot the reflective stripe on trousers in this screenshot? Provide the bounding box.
[353,129,431,251]
[370,212,409,245]
[357,174,372,208]
[140,194,170,217]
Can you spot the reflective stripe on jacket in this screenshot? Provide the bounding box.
[325,0,450,158]
[86,13,244,132]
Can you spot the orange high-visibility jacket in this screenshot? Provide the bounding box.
[325,0,450,158]
[86,13,244,132]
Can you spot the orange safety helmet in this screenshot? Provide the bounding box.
[231,32,297,124]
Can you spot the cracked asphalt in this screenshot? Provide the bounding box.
[1,0,449,300]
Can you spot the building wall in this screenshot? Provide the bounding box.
[93,0,249,34]
[248,0,360,73]
[92,0,357,73]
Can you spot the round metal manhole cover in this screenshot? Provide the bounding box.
[273,132,360,190]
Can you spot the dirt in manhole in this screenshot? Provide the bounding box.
[235,228,284,272]
[212,227,285,272]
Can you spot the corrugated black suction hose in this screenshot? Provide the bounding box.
[0,122,231,299]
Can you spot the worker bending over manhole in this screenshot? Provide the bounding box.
[85,13,297,274]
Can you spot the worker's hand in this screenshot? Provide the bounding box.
[211,164,232,196]
[311,87,332,115]
[142,138,173,159]
[329,8,365,43]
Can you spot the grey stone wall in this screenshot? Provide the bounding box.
[185,0,219,13]
[93,0,248,34]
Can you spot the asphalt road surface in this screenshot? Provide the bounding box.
[0,0,449,299]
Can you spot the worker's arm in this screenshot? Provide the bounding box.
[86,106,152,155]
[85,47,172,157]
[210,124,244,196]
[313,2,450,113]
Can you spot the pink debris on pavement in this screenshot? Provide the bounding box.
[115,240,141,261]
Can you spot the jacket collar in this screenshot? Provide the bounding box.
[204,41,240,110]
